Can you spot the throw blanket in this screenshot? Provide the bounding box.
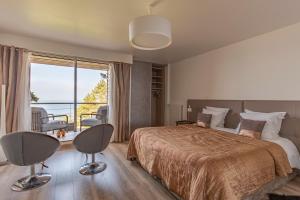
[127,125,292,200]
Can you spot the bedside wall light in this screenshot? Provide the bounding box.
[187,105,192,120]
[187,105,192,113]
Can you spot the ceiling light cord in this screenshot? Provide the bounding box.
[147,0,161,15]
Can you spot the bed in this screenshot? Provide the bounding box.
[127,100,300,200]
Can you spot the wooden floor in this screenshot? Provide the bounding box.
[273,175,300,196]
[0,143,299,200]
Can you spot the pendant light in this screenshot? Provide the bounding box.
[129,2,172,50]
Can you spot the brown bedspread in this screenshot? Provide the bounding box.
[127,125,292,200]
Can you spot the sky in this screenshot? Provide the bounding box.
[31,63,107,103]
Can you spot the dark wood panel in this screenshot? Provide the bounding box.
[244,100,300,151]
[130,61,152,133]
[187,99,243,128]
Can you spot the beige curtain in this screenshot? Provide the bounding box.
[0,45,31,133]
[108,62,131,142]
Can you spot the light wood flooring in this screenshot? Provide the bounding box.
[0,143,299,200]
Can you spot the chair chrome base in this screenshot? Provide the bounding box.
[11,173,51,192]
[79,162,106,175]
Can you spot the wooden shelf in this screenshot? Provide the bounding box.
[151,64,165,127]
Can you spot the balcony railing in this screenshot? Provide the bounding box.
[31,102,107,131]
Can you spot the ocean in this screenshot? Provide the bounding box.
[31,103,75,120]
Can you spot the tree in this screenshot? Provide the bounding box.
[31,91,39,102]
[77,79,107,117]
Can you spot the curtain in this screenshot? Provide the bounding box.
[108,62,131,142]
[0,45,31,133]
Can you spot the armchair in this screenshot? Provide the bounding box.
[0,131,60,191]
[80,105,108,131]
[31,107,69,133]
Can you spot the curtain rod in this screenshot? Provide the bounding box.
[1,44,128,65]
[29,50,113,65]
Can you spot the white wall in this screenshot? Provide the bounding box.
[0,32,132,63]
[169,22,300,123]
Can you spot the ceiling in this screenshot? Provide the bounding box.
[1,0,300,63]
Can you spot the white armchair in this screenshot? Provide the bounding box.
[80,105,108,131]
[31,107,69,133]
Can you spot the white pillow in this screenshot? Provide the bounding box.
[245,109,286,119]
[205,107,229,128]
[202,108,227,128]
[206,106,230,113]
[240,112,286,140]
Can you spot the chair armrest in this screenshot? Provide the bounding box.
[79,113,105,121]
[48,114,54,120]
[91,113,103,117]
[53,115,68,124]
[92,113,107,123]
[80,113,93,121]
[91,113,106,120]
[80,113,94,116]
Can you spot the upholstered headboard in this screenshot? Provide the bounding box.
[244,100,300,151]
[187,99,300,151]
[187,99,243,129]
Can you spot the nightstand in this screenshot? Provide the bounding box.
[176,120,195,126]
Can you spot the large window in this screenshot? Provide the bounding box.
[30,55,109,131]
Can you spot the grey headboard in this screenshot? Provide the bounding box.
[187,99,243,129]
[187,99,300,151]
[244,100,300,151]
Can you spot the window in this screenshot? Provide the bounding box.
[30,54,109,131]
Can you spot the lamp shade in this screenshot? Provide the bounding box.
[129,15,172,50]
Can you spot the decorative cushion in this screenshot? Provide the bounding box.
[240,111,286,140]
[202,108,227,128]
[197,113,212,128]
[239,118,266,139]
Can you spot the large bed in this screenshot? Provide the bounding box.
[127,100,300,200]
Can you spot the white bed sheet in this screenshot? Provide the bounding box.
[214,127,300,169]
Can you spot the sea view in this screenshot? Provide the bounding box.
[30,63,108,123]
[31,103,74,116]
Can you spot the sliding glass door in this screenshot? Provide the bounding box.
[76,61,108,130]
[30,55,109,132]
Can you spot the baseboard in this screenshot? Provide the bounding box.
[0,160,8,166]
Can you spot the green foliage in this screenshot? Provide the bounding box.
[31,91,39,102]
[77,79,107,118]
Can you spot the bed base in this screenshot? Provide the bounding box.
[131,159,299,200]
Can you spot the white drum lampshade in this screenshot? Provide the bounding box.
[129,15,172,50]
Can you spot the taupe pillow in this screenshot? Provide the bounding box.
[239,118,266,139]
[197,113,212,128]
